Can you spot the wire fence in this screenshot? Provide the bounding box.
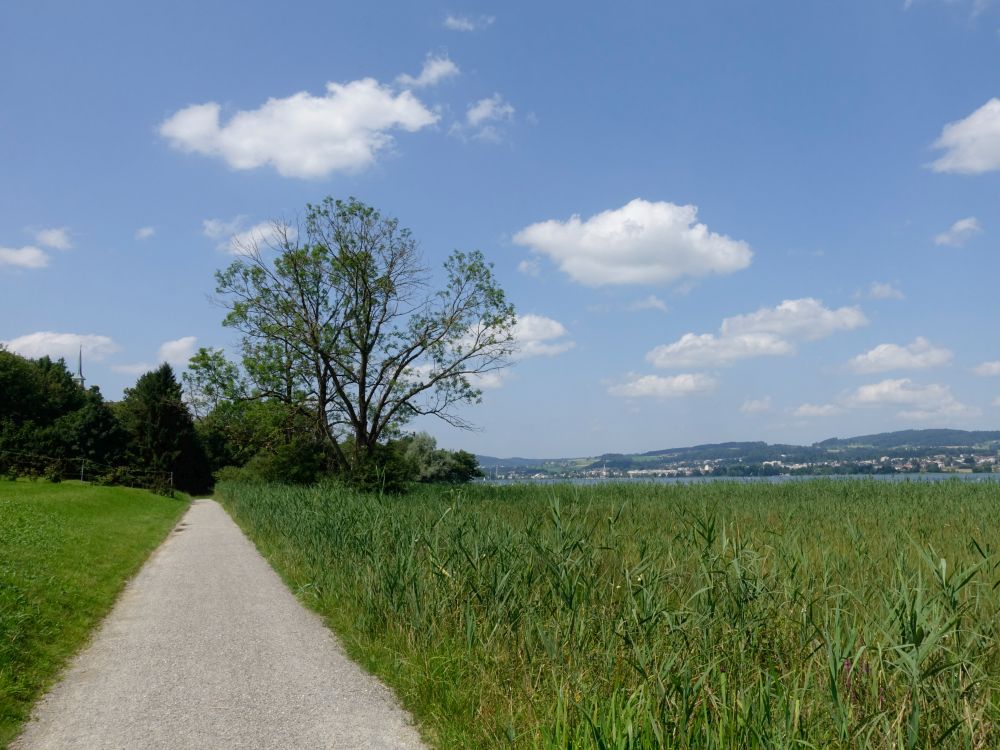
[0,448,174,494]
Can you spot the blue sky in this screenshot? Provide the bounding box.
[3,0,1000,457]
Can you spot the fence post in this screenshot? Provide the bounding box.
[80,458,85,482]
[169,472,173,491]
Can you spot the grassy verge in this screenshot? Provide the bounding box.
[219,479,1000,749]
[0,480,188,746]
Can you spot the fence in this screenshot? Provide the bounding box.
[0,449,174,493]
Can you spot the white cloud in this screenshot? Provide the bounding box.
[135,226,155,240]
[791,403,842,418]
[868,281,904,300]
[158,336,198,367]
[930,99,1000,174]
[397,54,460,88]
[35,227,72,250]
[740,396,772,414]
[467,94,514,127]
[628,294,669,313]
[934,217,982,246]
[647,332,792,368]
[452,93,515,142]
[647,298,866,369]
[973,361,1000,376]
[848,337,953,373]
[513,199,753,287]
[3,332,120,361]
[514,314,574,358]
[608,373,717,399]
[203,217,295,255]
[160,77,438,178]
[846,378,977,421]
[517,258,541,277]
[405,315,570,392]
[0,245,49,269]
[720,298,868,341]
[444,14,494,31]
[112,336,200,376]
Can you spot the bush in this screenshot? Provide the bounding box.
[240,438,329,485]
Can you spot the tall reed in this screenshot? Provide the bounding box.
[219,479,1000,748]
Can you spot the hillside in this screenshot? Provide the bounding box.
[477,428,1000,474]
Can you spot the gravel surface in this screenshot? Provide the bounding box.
[12,499,427,750]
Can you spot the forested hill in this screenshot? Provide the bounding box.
[815,429,1000,449]
[476,429,1000,471]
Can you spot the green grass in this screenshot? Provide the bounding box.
[219,478,1000,749]
[0,480,188,746]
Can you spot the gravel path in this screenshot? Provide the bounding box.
[12,499,427,750]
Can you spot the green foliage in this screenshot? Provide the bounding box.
[212,197,516,484]
[239,436,330,485]
[0,349,127,471]
[398,432,483,483]
[0,481,188,745]
[220,479,1000,749]
[118,364,211,494]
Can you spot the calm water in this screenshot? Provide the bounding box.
[486,473,1000,486]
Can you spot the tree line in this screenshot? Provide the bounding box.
[2,197,512,493]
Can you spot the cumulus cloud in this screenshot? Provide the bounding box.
[647,332,792,369]
[160,77,438,178]
[451,93,515,141]
[740,396,772,414]
[791,403,842,418]
[3,332,120,361]
[628,294,669,313]
[868,281,904,300]
[934,217,982,247]
[407,314,570,391]
[0,245,49,269]
[113,336,200,376]
[647,298,866,369]
[397,54,460,88]
[443,14,494,31]
[158,336,198,367]
[608,373,717,399]
[203,217,295,255]
[930,99,1000,174]
[720,298,868,341]
[974,361,1000,376]
[846,378,976,421]
[514,314,574,358]
[467,94,514,126]
[513,199,753,287]
[135,226,155,240]
[848,337,953,373]
[35,227,72,250]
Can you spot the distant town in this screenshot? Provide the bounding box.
[477,429,1000,480]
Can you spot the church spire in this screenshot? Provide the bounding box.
[75,345,85,389]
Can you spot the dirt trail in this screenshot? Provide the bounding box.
[13,499,426,750]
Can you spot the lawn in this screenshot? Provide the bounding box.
[0,480,188,747]
[219,478,1000,749]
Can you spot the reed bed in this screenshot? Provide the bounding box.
[218,479,1000,748]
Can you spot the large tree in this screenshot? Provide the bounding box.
[212,197,516,474]
[118,363,211,493]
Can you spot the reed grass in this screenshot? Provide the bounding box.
[219,478,1000,748]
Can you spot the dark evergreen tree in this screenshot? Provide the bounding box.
[118,364,211,493]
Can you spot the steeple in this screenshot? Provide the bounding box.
[75,346,85,389]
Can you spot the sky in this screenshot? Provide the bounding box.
[2,0,1000,458]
